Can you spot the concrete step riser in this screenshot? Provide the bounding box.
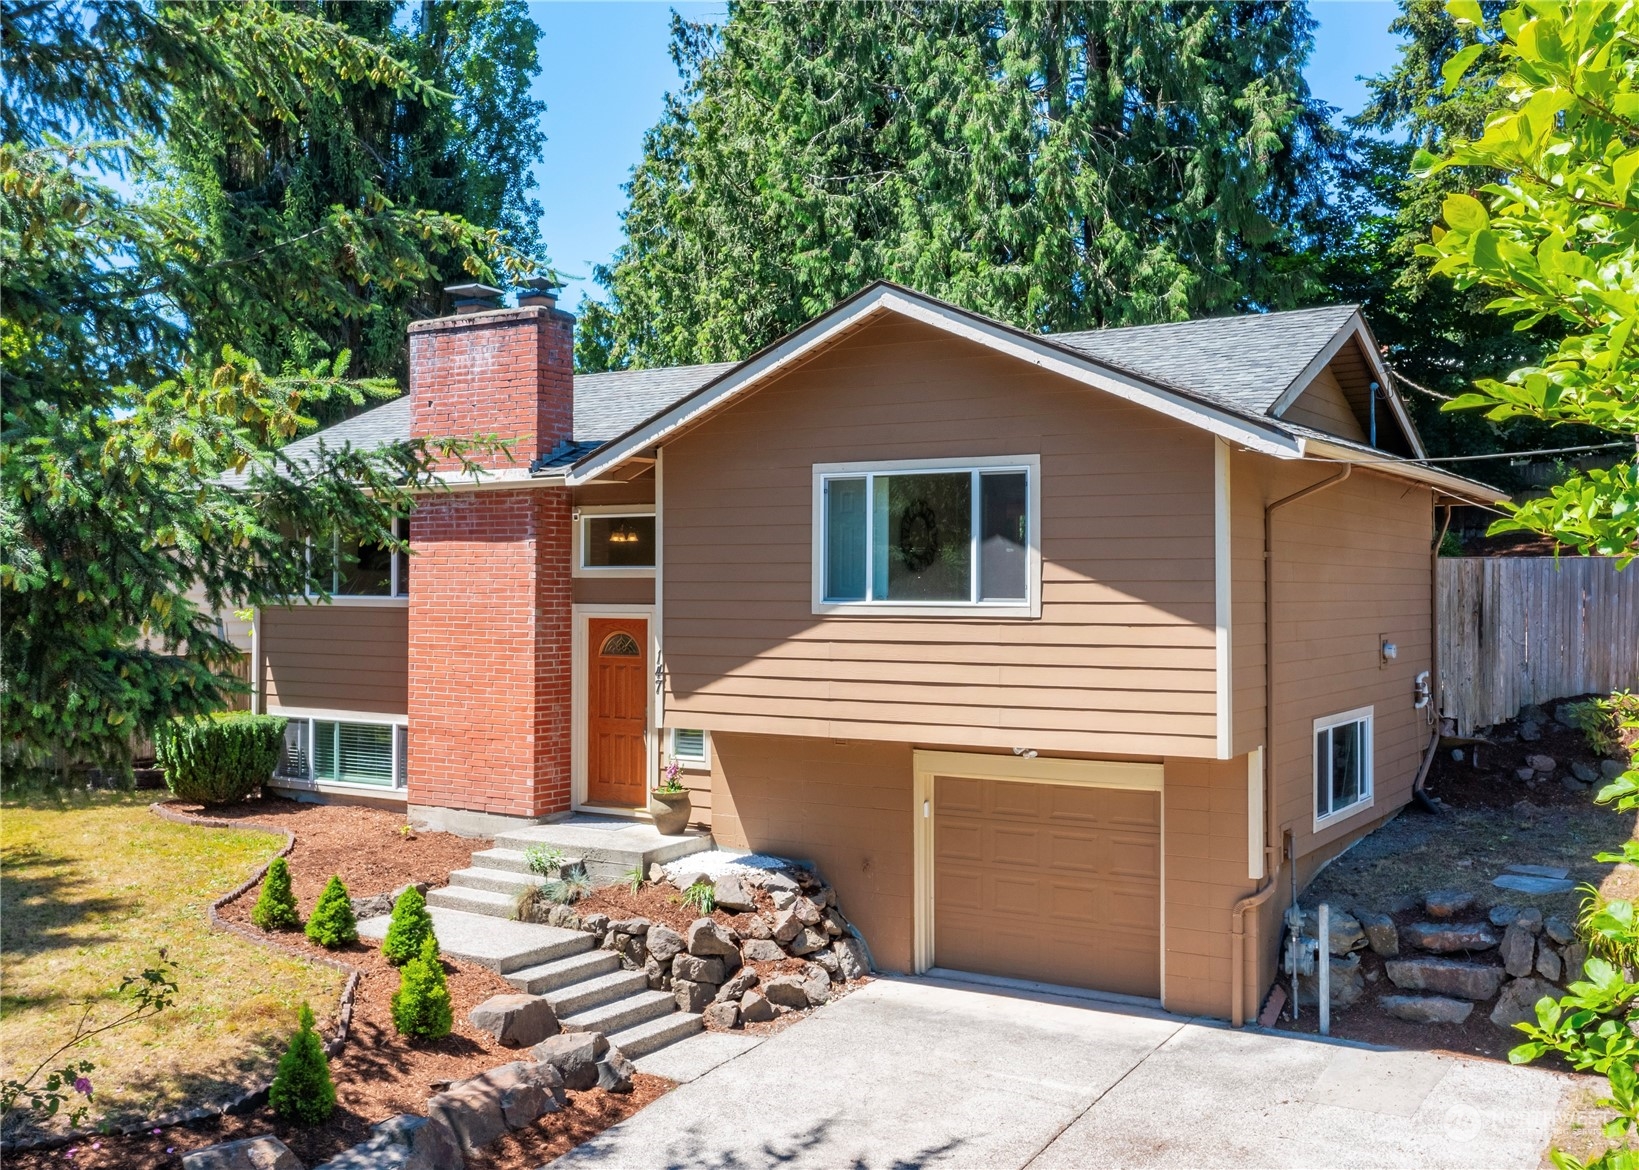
[561,991,676,1036]
[426,886,524,921]
[491,833,712,873]
[468,848,590,877]
[505,950,621,995]
[548,970,650,1017]
[448,868,545,896]
[610,1012,704,1060]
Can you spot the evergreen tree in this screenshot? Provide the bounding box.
[381,885,434,965]
[305,875,358,948]
[252,857,301,932]
[268,1003,336,1125]
[578,0,1345,372]
[391,933,453,1039]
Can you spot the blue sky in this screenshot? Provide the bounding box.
[528,1,1408,307]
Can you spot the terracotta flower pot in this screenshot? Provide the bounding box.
[651,788,691,836]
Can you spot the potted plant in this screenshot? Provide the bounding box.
[652,756,691,835]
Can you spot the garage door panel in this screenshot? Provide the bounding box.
[934,775,1159,998]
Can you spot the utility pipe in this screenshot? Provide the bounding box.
[1231,464,1354,1027]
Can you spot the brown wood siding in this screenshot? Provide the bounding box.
[1279,366,1367,442]
[573,577,654,605]
[661,315,1218,758]
[708,732,915,972]
[261,604,408,714]
[1163,754,1253,1017]
[1229,450,1434,862]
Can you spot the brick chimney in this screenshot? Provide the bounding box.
[405,285,576,830]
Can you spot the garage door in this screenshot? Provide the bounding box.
[933,775,1161,997]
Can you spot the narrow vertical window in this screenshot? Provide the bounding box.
[979,471,1028,601]
[825,477,868,601]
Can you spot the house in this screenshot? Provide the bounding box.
[249,280,1498,1022]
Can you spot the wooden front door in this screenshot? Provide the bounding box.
[586,617,648,807]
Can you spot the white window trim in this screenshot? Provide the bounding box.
[667,727,711,772]
[267,707,408,792]
[305,518,410,603]
[572,504,657,579]
[810,454,1042,618]
[1313,705,1375,830]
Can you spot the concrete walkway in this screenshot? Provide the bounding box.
[550,975,1573,1170]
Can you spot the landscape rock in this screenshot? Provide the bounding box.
[674,978,714,1014]
[427,1062,556,1153]
[1544,915,1575,945]
[703,1000,741,1030]
[800,962,833,1005]
[791,896,824,926]
[1303,908,1367,953]
[762,871,800,893]
[1401,921,1498,952]
[1297,954,1364,1007]
[609,917,652,935]
[1536,944,1562,982]
[806,947,841,978]
[644,956,668,990]
[1603,759,1629,779]
[644,924,686,963]
[1386,893,1421,914]
[771,889,797,911]
[1380,995,1474,1025]
[672,954,726,984]
[312,1114,465,1170]
[770,909,803,944]
[182,1136,303,1170]
[610,932,647,968]
[686,917,739,959]
[1354,911,1398,958]
[716,966,759,1002]
[580,912,609,936]
[832,936,871,980]
[596,1046,636,1094]
[739,938,785,963]
[1500,923,1536,978]
[648,863,666,884]
[1572,762,1600,784]
[713,874,758,913]
[742,914,774,940]
[740,988,777,1023]
[1526,754,1556,774]
[762,975,812,1010]
[529,1033,607,1092]
[1516,907,1544,933]
[1489,905,1520,928]
[1424,890,1478,919]
[1515,767,1539,782]
[469,994,558,1048]
[1562,775,1585,794]
[1490,977,1561,1029]
[1520,720,1543,742]
[1384,957,1507,1001]
[788,926,829,956]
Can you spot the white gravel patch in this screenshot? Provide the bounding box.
[663,850,794,883]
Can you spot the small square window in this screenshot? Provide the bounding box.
[670,728,709,767]
[1314,708,1373,825]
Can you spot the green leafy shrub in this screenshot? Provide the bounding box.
[524,844,565,877]
[305,876,358,949]
[156,713,286,805]
[1568,692,1639,760]
[251,857,300,932]
[381,885,433,965]
[391,934,453,1039]
[268,1003,335,1125]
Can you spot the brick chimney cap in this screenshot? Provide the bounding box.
[445,282,504,300]
[519,275,564,294]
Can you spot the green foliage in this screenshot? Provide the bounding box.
[251,857,301,932]
[523,844,565,877]
[268,1003,335,1126]
[1,0,542,780]
[1579,891,1639,970]
[624,864,646,895]
[391,934,453,1039]
[580,2,1346,371]
[381,885,433,965]
[1416,0,1639,561]
[304,876,358,949]
[155,713,285,805]
[1568,691,1639,758]
[540,872,592,907]
[680,879,715,915]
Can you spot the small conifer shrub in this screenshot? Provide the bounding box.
[391,934,453,1039]
[304,876,357,948]
[268,1003,336,1125]
[381,885,433,965]
[251,857,300,931]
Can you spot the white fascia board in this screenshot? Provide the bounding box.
[1271,313,1427,460]
[566,286,1301,485]
[1299,437,1504,504]
[410,465,567,493]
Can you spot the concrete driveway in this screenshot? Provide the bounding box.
[550,975,1573,1170]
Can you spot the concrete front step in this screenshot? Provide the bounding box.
[358,907,592,975]
[609,1011,704,1060]
[447,866,546,896]
[426,884,524,919]
[546,968,650,1018]
[560,988,677,1035]
[506,948,622,995]
[492,817,713,886]
[468,847,575,876]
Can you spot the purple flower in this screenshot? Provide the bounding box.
[72,1077,92,1097]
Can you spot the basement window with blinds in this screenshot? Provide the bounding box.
[670,728,709,769]
[277,717,407,789]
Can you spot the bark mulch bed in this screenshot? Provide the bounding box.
[5,796,672,1169]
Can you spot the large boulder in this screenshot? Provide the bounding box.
[1500,922,1536,978]
[704,999,741,1030]
[674,977,713,1013]
[672,954,726,984]
[469,994,558,1048]
[740,988,777,1023]
[713,874,758,913]
[762,975,811,1010]
[1400,922,1499,952]
[687,917,739,959]
[609,917,652,935]
[770,909,803,944]
[833,936,870,980]
[312,1114,465,1170]
[1384,957,1506,1001]
[427,1062,559,1153]
[1355,911,1398,958]
[645,924,686,964]
[530,1032,607,1092]
[596,1045,637,1094]
[182,1137,302,1170]
[1490,977,1561,1029]
[1380,995,1474,1025]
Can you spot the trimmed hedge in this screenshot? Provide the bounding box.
[157,713,286,805]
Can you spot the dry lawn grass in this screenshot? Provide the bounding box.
[0,792,342,1133]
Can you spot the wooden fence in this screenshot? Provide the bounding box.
[1438,556,1639,734]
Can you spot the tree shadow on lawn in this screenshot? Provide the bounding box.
[0,842,126,958]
